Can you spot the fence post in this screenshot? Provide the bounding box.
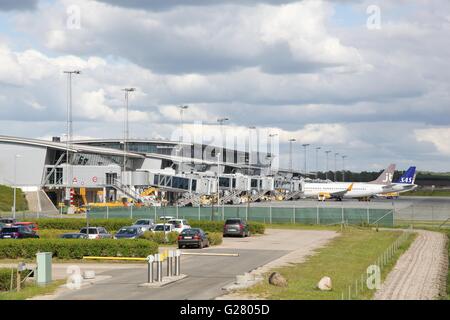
[176,204,179,219]
[154,206,157,221]
[198,205,201,221]
[106,206,109,219]
[367,202,370,225]
[130,204,133,219]
[222,204,224,221]
[316,204,319,225]
[246,205,248,221]
[293,205,296,224]
[269,206,272,224]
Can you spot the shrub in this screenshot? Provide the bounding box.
[30,219,135,232]
[206,232,223,246]
[0,269,30,292]
[0,239,158,260]
[248,222,265,235]
[139,231,179,244]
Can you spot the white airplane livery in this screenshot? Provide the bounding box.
[303,164,396,201]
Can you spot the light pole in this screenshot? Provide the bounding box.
[178,105,188,162]
[334,153,339,181]
[63,70,80,201]
[315,147,321,179]
[12,154,22,219]
[289,138,296,173]
[216,152,221,208]
[302,143,310,177]
[342,155,347,182]
[122,88,136,174]
[325,150,331,180]
[217,118,229,165]
[247,126,256,174]
[268,133,278,174]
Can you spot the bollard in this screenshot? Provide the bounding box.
[167,251,174,277]
[147,255,155,283]
[174,250,181,276]
[155,254,162,282]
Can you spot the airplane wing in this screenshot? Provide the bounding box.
[320,183,353,199]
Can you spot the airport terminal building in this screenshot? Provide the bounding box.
[0,135,296,213]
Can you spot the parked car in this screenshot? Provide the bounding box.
[59,233,89,239]
[167,219,190,233]
[178,228,209,249]
[153,223,174,234]
[79,227,112,239]
[0,222,4,231]
[159,216,175,222]
[0,218,16,225]
[114,226,143,239]
[0,226,39,239]
[14,222,39,232]
[132,219,155,232]
[223,218,250,237]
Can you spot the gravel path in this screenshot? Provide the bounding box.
[374,230,448,300]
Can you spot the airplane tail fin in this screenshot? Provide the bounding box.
[395,166,416,184]
[369,164,396,185]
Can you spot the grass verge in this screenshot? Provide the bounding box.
[242,227,416,300]
[0,280,65,300]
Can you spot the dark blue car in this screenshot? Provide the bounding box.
[113,226,143,239]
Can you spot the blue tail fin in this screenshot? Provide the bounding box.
[396,167,416,184]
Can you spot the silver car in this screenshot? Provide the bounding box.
[79,227,112,239]
[132,219,155,232]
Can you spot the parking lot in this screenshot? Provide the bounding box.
[29,228,337,300]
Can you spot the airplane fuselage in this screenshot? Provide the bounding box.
[303,182,385,199]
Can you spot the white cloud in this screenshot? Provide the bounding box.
[415,128,450,156]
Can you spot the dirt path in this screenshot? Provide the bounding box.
[374,230,448,300]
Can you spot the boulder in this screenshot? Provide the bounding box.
[317,276,332,291]
[268,272,287,287]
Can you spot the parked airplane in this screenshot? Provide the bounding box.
[379,166,417,195]
[303,164,396,201]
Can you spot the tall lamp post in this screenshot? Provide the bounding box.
[342,155,347,182]
[268,133,278,175]
[178,105,189,162]
[63,70,80,202]
[315,147,321,179]
[12,154,22,219]
[325,150,331,180]
[247,126,256,175]
[334,153,340,181]
[122,88,136,175]
[288,138,296,173]
[301,143,310,177]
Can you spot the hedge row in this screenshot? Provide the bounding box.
[29,219,265,235]
[30,218,134,232]
[0,239,158,260]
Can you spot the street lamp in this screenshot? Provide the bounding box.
[342,155,348,182]
[302,143,310,177]
[268,133,278,174]
[63,70,80,201]
[122,88,136,173]
[178,105,189,165]
[247,126,256,174]
[216,152,221,207]
[12,154,22,219]
[315,147,321,179]
[288,138,296,173]
[334,153,340,181]
[217,118,229,155]
[325,150,331,180]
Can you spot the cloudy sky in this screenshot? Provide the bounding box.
[0,0,449,172]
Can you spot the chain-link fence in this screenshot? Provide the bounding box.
[3,201,450,229]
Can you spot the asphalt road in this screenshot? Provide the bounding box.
[55,248,287,300]
[46,229,337,300]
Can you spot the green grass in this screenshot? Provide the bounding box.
[0,280,65,300]
[402,190,450,197]
[0,185,28,212]
[242,227,416,300]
